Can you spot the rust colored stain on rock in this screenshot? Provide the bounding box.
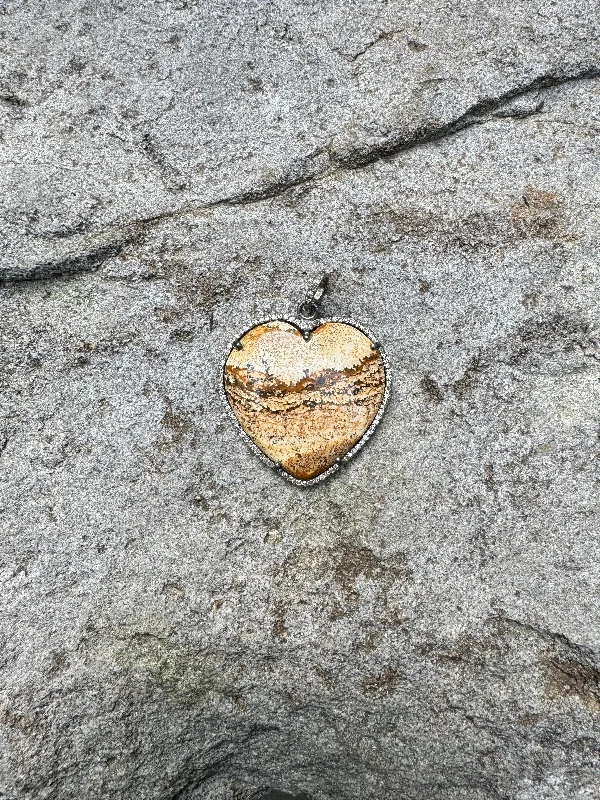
[223,321,386,481]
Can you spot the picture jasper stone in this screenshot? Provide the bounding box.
[223,320,387,481]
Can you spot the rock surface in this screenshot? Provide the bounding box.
[1,1,600,798]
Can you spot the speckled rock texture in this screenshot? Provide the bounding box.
[1,2,600,799]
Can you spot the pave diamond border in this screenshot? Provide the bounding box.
[219,316,391,486]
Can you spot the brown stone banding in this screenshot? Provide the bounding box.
[223,320,386,481]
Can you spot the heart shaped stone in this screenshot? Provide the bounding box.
[223,320,387,482]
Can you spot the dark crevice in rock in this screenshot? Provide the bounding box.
[215,65,600,206]
[348,29,403,61]
[1,237,139,283]
[545,656,600,712]
[495,615,598,661]
[140,132,190,193]
[164,726,283,800]
[109,66,588,222]
[494,616,600,716]
[493,97,545,119]
[0,91,28,108]
[4,67,598,284]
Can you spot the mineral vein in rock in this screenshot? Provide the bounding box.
[224,321,386,480]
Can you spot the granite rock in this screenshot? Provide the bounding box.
[1,1,600,799]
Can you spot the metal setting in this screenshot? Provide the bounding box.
[219,312,391,487]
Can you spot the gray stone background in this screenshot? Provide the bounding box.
[1,1,600,798]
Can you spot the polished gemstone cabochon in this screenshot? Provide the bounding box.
[223,320,387,482]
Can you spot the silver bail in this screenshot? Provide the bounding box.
[298,274,329,320]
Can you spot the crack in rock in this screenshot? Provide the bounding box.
[214,66,600,205]
[2,66,599,283]
[0,233,141,283]
[495,615,599,661]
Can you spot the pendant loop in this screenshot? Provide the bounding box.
[298,274,329,320]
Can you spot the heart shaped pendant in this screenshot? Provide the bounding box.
[221,283,389,484]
